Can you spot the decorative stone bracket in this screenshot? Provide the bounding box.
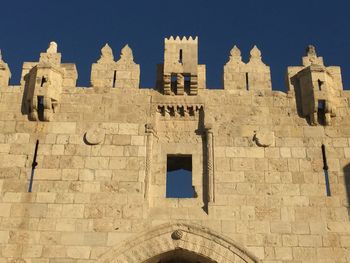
[157,104,203,118]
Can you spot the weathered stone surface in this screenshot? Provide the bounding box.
[0,38,349,263]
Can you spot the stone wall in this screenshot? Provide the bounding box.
[0,39,350,262]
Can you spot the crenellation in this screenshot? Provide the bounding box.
[224,45,272,91]
[91,44,140,90]
[0,37,349,263]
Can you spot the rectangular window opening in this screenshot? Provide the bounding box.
[171,74,177,94]
[179,49,183,63]
[245,72,249,90]
[317,79,323,91]
[317,99,326,125]
[37,96,44,121]
[40,76,47,87]
[184,74,191,94]
[112,70,117,88]
[166,155,194,198]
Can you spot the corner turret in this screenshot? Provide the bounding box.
[23,41,78,121]
[286,45,343,125]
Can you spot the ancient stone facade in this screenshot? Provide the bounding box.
[0,37,350,262]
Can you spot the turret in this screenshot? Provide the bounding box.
[23,41,77,121]
[90,44,140,89]
[0,50,11,88]
[160,36,206,95]
[286,45,343,125]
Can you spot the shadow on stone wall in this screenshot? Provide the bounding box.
[196,107,209,214]
[21,72,30,117]
[290,75,311,125]
[343,163,350,214]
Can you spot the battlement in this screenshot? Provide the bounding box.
[164,36,198,44]
[0,37,348,125]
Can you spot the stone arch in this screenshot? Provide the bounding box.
[97,222,260,263]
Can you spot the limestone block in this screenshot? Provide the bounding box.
[66,246,91,259]
[36,169,61,180]
[84,232,107,246]
[48,122,76,134]
[107,232,134,246]
[36,193,56,203]
[100,145,124,156]
[10,204,48,217]
[0,204,11,217]
[60,156,85,169]
[0,230,9,243]
[22,244,43,258]
[0,154,27,168]
[61,204,84,218]
[275,247,293,260]
[118,123,139,135]
[343,147,350,158]
[271,222,292,234]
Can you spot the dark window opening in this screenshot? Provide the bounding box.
[112,70,117,88]
[317,99,326,125]
[166,155,194,198]
[317,79,323,91]
[318,100,325,110]
[179,49,183,63]
[245,72,249,90]
[37,96,44,121]
[171,74,177,94]
[184,75,191,94]
[40,76,47,87]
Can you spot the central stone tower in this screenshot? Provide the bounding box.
[162,36,206,95]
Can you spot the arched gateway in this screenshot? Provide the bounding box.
[97,222,259,263]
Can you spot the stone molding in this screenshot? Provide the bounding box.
[97,222,259,263]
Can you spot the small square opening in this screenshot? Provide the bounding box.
[317,99,326,125]
[166,155,194,198]
[171,74,177,94]
[112,70,117,88]
[318,100,325,110]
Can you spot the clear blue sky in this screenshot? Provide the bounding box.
[1,0,349,91]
